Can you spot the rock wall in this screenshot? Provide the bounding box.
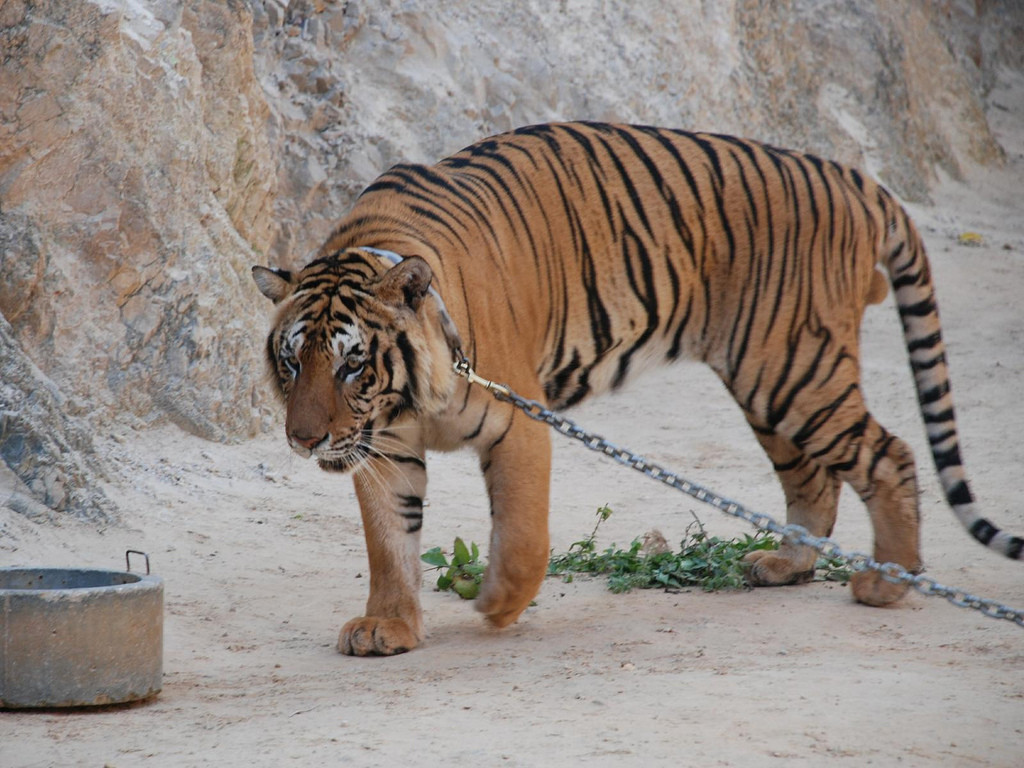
[253,0,1021,263]
[1,314,114,522]
[1,0,1022,519]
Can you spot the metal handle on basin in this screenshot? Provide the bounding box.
[125,550,151,575]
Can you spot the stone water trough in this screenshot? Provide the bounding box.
[0,556,163,708]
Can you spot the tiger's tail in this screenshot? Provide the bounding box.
[883,195,1023,559]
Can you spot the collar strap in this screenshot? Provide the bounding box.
[358,247,463,364]
[359,246,404,266]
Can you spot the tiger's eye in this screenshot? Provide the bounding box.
[338,354,365,380]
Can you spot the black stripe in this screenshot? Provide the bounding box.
[406,204,471,251]
[891,270,921,291]
[467,149,546,260]
[970,518,999,545]
[394,331,418,404]
[866,431,897,482]
[546,348,582,405]
[463,405,489,441]
[486,415,515,453]
[401,516,423,534]
[373,167,479,226]
[927,428,957,446]
[792,382,859,446]
[579,133,656,246]
[655,128,710,217]
[813,412,869,467]
[637,128,710,259]
[579,228,614,356]
[612,219,659,388]
[758,148,799,332]
[666,292,694,360]
[910,353,946,373]
[931,444,963,471]
[946,480,973,506]
[898,298,936,318]
[767,329,833,428]
[398,494,424,532]
[559,126,618,230]
[907,331,942,354]
[382,401,409,425]
[918,382,951,407]
[602,125,666,241]
[693,135,740,266]
[398,164,482,216]
[382,453,426,470]
[772,456,803,473]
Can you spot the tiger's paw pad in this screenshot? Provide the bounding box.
[743,550,815,586]
[338,616,419,656]
[850,570,910,607]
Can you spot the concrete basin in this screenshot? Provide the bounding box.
[0,565,163,708]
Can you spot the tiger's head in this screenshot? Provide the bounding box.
[252,249,462,472]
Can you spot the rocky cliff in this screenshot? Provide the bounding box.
[1,0,1022,520]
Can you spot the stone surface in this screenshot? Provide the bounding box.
[0,0,1021,520]
[0,313,114,522]
[1,0,276,449]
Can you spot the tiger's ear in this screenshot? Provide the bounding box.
[251,265,295,304]
[374,256,433,311]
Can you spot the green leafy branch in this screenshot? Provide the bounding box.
[421,506,852,600]
[548,505,779,592]
[421,537,486,599]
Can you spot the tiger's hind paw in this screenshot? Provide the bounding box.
[743,549,816,586]
[850,570,910,607]
[338,616,420,656]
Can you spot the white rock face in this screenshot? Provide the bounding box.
[1,0,1021,518]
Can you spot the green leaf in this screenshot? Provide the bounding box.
[453,537,471,566]
[421,547,449,568]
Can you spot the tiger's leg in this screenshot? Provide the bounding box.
[474,412,552,628]
[744,430,841,586]
[770,395,921,606]
[836,420,922,606]
[339,452,427,656]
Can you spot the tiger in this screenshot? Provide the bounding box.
[252,121,1022,656]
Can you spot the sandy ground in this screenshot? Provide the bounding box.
[4,98,1024,766]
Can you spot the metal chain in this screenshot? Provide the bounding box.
[453,357,1024,628]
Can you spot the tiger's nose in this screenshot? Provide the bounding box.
[289,432,328,457]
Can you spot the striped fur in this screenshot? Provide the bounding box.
[254,122,1020,655]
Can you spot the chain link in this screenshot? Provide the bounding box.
[453,357,1024,628]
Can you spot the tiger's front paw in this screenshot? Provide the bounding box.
[338,616,420,656]
[475,555,547,628]
[475,583,531,629]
